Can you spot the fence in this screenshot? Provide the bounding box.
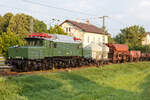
[0,56,10,69]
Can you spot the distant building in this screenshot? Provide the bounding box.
[142,32,150,45]
[60,20,108,47]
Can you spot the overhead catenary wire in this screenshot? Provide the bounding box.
[0,4,70,26]
[22,0,111,27]
[22,0,128,31]
[22,0,97,16]
[0,1,131,35]
[74,3,128,30]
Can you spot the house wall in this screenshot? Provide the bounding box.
[61,22,108,47]
[142,34,150,45]
[83,32,108,47]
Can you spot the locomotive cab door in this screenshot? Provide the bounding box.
[48,41,59,57]
[48,41,53,57]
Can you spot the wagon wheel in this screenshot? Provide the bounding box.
[113,60,116,64]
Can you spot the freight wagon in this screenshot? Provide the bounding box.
[106,43,129,63]
[106,43,143,63]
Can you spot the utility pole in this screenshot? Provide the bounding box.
[99,16,108,31]
[30,18,34,34]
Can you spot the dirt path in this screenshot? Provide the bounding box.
[0,66,94,77]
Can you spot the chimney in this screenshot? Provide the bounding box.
[76,19,80,23]
[86,20,90,24]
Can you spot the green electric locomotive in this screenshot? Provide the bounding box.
[7,33,86,71]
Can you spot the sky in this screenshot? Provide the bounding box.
[0,0,150,37]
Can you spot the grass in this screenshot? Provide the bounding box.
[1,62,150,100]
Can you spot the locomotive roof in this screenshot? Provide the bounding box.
[26,34,81,44]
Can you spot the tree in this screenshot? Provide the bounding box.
[3,13,14,32]
[49,25,67,35]
[34,19,48,33]
[108,35,115,43]
[114,25,146,49]
[7,13,31,36]
[7,13,48,37]
[114,33,125,44]
[0,32,25,57]
[0,15,4,34]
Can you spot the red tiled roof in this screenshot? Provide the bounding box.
[146,32,150,35]
[60,20,108,35]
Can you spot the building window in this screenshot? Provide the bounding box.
[69,27,71,32]
[66,27,71,33]
[103,36,105,43]
[99,38,101,43]
[66,28,68,33]
[93,36,95,42]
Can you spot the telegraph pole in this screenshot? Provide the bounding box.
[30,18,34,34]
[52,18,60,25]
[99,16,108,31]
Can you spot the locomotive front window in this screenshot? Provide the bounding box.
[49,41,53,48]
[77,45,81,49]
[39,40,43,46]
[26,39,43,46]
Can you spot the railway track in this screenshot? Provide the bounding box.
[0,59,146,77]
[0,62,113,77]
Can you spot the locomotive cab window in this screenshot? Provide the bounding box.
[54,43,57,48]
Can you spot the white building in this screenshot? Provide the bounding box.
[60,20,108,47]
[142,32,150,45]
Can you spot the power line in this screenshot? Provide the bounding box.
[22,0,97,16]
[0,4,69,25]
[74,3,127,27]
[80,16,127,27]
[0,1,130,35]
[0,4,39,14]
[1,1,127,28]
